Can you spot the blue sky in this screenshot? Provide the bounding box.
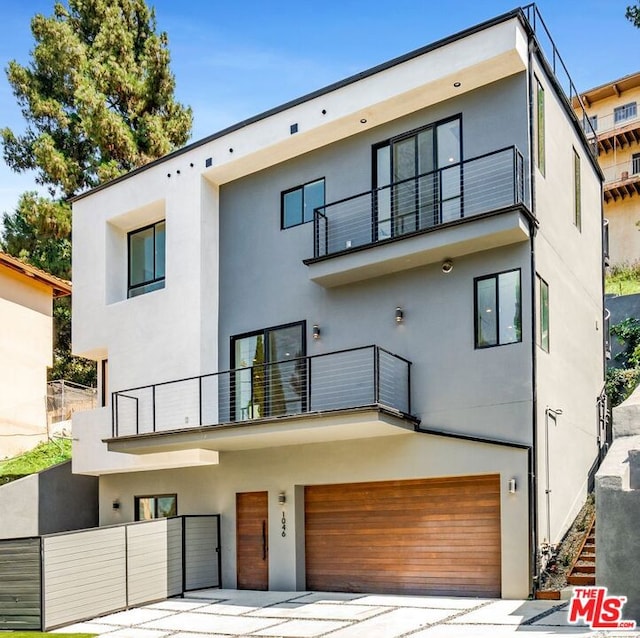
[0,0,637,217]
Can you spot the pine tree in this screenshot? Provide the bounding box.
[1,0,193,383]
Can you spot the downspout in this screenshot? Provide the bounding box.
[527,36,540,597]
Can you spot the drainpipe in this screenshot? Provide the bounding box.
[544,407,563,545]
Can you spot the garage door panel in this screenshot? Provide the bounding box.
[305,475,501,597]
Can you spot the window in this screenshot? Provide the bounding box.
[231,321,306,419]
[134,494,177,521]
[100,359,108,408]
[537,276,549,352]
[534,77,545,175]
[475,270,522,348]
[573,148,581,231]
[584,114,597,132]
[614,102,637,124]
[128,221,165,298]
[374,116,462,238]
[633,153,640,175]
[281,179,325,229]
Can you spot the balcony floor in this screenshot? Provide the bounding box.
[106,405,419,455]
[305,205,533,287]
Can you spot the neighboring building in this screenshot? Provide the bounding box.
[575,72,640,266]
[0,252,71,459]
[71,6,605,599]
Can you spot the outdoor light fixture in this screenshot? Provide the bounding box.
[441,259,454,274]
[508,478,517,494]
[313,324,320,339]
[278,492,286,505]
[112,499,121,511]
[395,307,404,323]
[360,118,367,124]
[453,81,462,88]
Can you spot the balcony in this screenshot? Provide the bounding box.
[304,146,532,287]
[603,159,640,203]
[588,110,640,155]
[107,346,417,454]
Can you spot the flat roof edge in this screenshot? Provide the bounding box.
[71,7,525,204]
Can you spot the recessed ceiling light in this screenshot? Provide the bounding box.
[360,118,367,124]
[454,81,461,88]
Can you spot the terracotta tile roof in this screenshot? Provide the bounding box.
[0,251,71,297]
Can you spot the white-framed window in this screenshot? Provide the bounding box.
[614,102,637,124]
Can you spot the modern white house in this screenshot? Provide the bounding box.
[71,6,606,599]
[0,251,71,459]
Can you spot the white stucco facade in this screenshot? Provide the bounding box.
[71,9,604,600]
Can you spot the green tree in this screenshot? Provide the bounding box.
[1,0,192,384]
[626,3,640,27]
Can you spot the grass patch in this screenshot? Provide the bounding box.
[606,262,640,296]
[0,439,72,485]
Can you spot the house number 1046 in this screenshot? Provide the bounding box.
[281,512,286,537]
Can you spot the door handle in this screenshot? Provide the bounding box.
[262,520,267,561]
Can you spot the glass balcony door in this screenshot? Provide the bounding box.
[232,323,306,421]
[374,116,461,240]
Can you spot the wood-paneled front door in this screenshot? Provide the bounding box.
[236,491,269,590]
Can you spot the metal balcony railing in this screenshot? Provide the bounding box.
[112,345,412,438]
[312,146,525,259]
[586,108,640,138]
[602,159,640,184]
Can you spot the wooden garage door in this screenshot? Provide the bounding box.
[305,475,501,597]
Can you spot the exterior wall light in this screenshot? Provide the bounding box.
[278,491,286,505]
[508,478,517,494]
[442,259,454,274]
[112,499,121,510]
[395,307,404,323]
[312,324,320,339]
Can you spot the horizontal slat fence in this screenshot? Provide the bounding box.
[0,515,219,631]
[0,537,41,630]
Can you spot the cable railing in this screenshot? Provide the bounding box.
[112,345,412,438]
[601,159,640,184]
[521,4,598,154]
[585,109,640,139]
[313,146,524,259]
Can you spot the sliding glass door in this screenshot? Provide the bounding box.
[232,322,306,420]
[374,116,461,239]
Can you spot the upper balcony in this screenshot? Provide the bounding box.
[603,157,640,203]
[106,345,418,455]
[585,107,640,155]
[304,146,531,287]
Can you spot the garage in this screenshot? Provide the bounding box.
[304,474,501,597]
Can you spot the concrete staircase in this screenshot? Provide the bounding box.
[567,517,596,586]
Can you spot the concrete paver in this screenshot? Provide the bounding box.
[51,588,640,638]
[245,601,385,620]
[447,599,563,625]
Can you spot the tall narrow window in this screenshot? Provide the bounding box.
[281,179,325,229]
[128,221,165,298]
[475,270,522,348]
[100,359,109,408]
[632,153,640,175]
[573,148,581,231]
[537,276,549,352]
[534,77,545,176]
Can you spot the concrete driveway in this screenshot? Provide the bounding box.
[52,588,634,637]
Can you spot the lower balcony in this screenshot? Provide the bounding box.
[304,146,532,287]
[107,345,418,454]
